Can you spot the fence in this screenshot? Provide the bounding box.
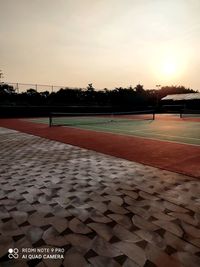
[3,82,86,93]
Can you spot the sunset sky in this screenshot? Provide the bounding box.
[0,0,200,90]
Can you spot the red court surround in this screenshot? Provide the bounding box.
[0,118,199,179]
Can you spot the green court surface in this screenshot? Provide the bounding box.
[27,116,200,146]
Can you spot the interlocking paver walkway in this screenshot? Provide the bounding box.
[0,127,200,267]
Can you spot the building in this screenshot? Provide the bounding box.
[161,93,200,111]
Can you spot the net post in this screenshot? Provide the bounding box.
[49,113,52,127]
[180,109,183,118]
[153,111,155,120]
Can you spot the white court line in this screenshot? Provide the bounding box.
[79,124,200,142]
[73,124,200,146]
[134,130,200,141]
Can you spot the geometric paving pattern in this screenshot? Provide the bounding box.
[0,127,200,267]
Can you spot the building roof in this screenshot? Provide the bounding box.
[161,93,200,101]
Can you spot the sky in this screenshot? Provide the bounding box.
[0,0,200,91]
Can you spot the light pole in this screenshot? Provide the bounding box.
[156,84,161,106]
[0,70,4,84]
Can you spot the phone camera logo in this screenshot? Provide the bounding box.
[8,248,19,259]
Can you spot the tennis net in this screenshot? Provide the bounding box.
[49,110,155,127]
[181,109,200,118]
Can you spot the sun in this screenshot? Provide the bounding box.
[151,45,189,83]
[152,54,183,83]
[162,59,177,76]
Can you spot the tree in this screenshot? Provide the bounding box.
[85,83,96,104]
[135,84,144,93]
[26,88,39,96]
[0,83,15,94]
[86,83,95,92]
[40,91,50,98]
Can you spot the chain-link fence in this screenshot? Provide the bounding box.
[3,82,86,93]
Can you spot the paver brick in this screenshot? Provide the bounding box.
[1,127,200,266]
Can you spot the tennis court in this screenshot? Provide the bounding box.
[27,112,200,146]
[0,112,199,178]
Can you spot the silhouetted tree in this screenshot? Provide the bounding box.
[135,84,144,93]
[0,83,15,94]
[26,88,38,96]
[86,83,95,92]
[40,91,50,98]
[0,83,16,105]
[0,83,197,109]
[85,83,96,104]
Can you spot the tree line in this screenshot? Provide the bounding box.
[0,83,196,107]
